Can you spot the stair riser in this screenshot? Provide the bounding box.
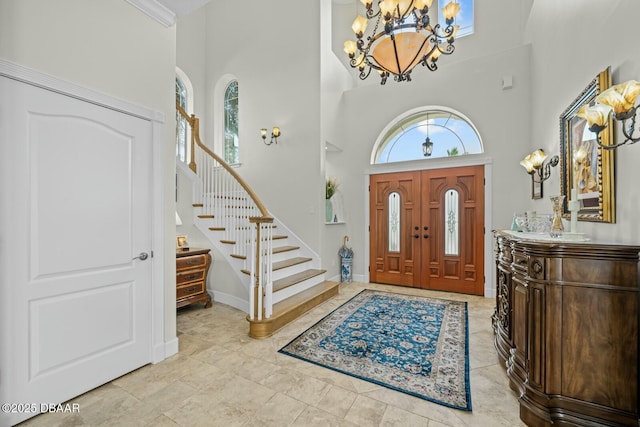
[272,274,327,304]
[271,261,313,281]
[270,248,301,263]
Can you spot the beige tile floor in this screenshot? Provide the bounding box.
[19,282,525,427]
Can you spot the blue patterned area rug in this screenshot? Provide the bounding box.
[278,289,472,411]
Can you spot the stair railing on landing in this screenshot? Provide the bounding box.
[176,104,274,320]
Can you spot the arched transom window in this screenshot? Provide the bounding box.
[373,107,483,164]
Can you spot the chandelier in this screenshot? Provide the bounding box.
[343,0,461,85]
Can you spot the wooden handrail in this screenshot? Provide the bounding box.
[176,103,271,218]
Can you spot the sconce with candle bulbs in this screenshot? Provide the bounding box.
[577,79,640,150]
[261,127,281,146]
[520,148,559,198]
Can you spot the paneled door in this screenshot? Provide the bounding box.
[0,75,154,425]
[370,172,421,287]
[420,166,484,294]
[370,166,484,295]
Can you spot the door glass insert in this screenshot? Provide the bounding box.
[445,189,459,255]
[388,192,400,252]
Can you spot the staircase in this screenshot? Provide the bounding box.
[177,105,339,338]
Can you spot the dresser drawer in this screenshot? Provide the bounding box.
[512,251,528,272]
[177,254,207,271]
[177,282,204,300]
[177,269,205,285]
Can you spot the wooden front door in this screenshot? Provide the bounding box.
[370,166,484,295]
[369,171,421,287]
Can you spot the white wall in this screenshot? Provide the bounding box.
[0,0,178,340]
[332,45,532,280]
[326,0,535,280]
[524,0,640,243]
[174,0,640,292]
[176,10,207,121]
[203,0,323,253]
[322,0,358,279]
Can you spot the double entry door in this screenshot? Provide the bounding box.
[369,165,484,295]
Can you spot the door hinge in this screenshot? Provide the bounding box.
[151,250,154,258]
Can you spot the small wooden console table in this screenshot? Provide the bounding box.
[176,247,212,309]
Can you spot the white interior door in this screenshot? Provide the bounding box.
[0,75,153,426]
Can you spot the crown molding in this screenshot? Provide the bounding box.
[125,0,176,27]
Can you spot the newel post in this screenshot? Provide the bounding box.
[249,216,274,320]
[189,115,197,173]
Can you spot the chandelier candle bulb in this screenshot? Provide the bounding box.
[442,1,461,21]
[352,16,367,37]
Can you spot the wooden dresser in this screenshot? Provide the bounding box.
[492,230,639,427]
[176,247,212,309]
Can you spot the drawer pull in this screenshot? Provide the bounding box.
[186,259,201,265]
[532,260,543,274]
[184,274,199,281]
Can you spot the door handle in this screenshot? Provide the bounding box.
[423,234,429,239]
[133,252,149,261]
[424,226,429,230]
[413,234,420,239]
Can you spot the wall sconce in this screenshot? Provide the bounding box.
[520,149,559,197]
[261,126,281,146]
[577,80,640,150]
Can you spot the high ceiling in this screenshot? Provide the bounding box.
[155,0,212,18]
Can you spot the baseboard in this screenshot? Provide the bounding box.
[327,273,365,283]
[159,337,179,362]
[211,290,249,314]
[484,283,495,298]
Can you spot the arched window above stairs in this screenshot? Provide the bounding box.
[224,80,239,165]
[176,67,194,163]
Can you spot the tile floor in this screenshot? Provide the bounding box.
[19,282,525,426]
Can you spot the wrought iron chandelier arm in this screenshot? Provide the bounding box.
[364,4,377,19]
[359,64,374,81]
